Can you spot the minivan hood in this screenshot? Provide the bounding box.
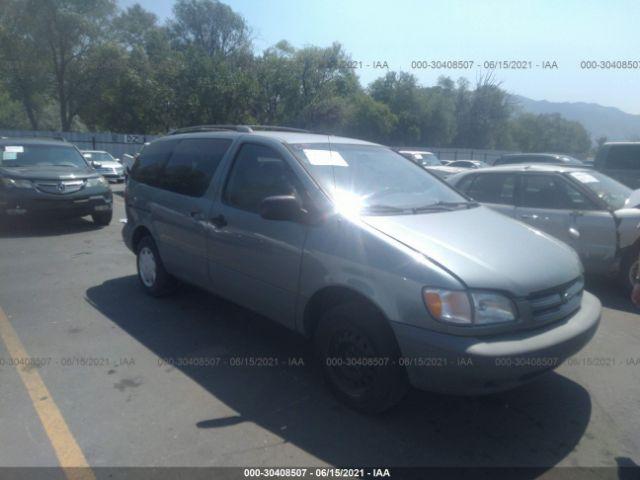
[363,206,582,297]
[0,165,96,181]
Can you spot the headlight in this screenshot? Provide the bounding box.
[471,292,516,324]
[423,289,472,324]
[423,288,516,325]
[1,178,33,189]
[86,176,109,188]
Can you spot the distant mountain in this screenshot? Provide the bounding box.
[511,95,640,142]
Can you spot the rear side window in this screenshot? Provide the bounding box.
[605,145,640,170]
[130,140,177,187]
[466,173,516,205]
[160,138,232,197]
[223,144,303,213]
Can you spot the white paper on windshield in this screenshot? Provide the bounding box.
[571,172,599,183]
[4,146,24,153]
[303,149,348,167]
[83,153,92,158]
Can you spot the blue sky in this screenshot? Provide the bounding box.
[119,0,640,114]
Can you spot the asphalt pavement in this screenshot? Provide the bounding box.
[0,183,638,475]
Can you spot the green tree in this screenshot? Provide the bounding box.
[509,113,591,157]
[454,74,513,149]
[343,93,398,143]
[169,0,252,58]
[26,0,118,131]
[0,83,30,129]
[79,4,180,133]
[0,0,50,129]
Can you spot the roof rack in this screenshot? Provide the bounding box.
[246,125,309,133]
[168,124,309,135]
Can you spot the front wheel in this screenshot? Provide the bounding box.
[620,253,639,292]
[136,236,177,297]
[314,302,408,414]
[91,210,112,226]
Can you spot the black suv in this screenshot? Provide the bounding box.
[0,138,113,225]
[594,142,640,189]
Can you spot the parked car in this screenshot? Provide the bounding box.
[396,149,442,167]
[446,160,488,169]
[594,142,640,189]
[449,164,640,287]
[81,150,126,183]
[120,153,136,175]
[0,138,113,225]
[122,125,600,413]
[493,153,584,167]
[395,150,465,178]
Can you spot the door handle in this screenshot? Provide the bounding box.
[209,214,227,228]
[190,210,204,219]
[520,214,538,220]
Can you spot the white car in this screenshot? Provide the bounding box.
[81,150,125,183]
[446,160,489,169]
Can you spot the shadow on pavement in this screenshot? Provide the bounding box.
[0,215,100,238]
[86,275,593,473]
[585,276,637,314]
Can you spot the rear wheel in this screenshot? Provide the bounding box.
[136,236,177,297]
[314,302,408,414]
[91,210,112,226]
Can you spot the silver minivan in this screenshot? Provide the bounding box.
[122,126,601,413]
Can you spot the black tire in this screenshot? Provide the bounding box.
[91,210,112,226]
[619,248,639,292]
[135,236,177,297]
[314,301,408,414]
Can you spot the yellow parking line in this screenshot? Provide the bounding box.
[0,306,95,480]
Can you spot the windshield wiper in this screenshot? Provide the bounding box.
[361,204,412,214]
[412,201,478,213]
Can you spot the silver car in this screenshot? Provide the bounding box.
[81,150,126,183]
[449,164,640,287]
[122,126,600,413]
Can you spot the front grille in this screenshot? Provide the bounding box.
[35,180,85,195]
[527,277,584,325]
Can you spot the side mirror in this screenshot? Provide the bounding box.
[91,161,102,168]
[260,195,303,221]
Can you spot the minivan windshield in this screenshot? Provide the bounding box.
[0,144,89,169]
[568,170,631,210]
[289,143,472,214]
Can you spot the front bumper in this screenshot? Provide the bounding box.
[0,188,112,218]
[391,291,601,395]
